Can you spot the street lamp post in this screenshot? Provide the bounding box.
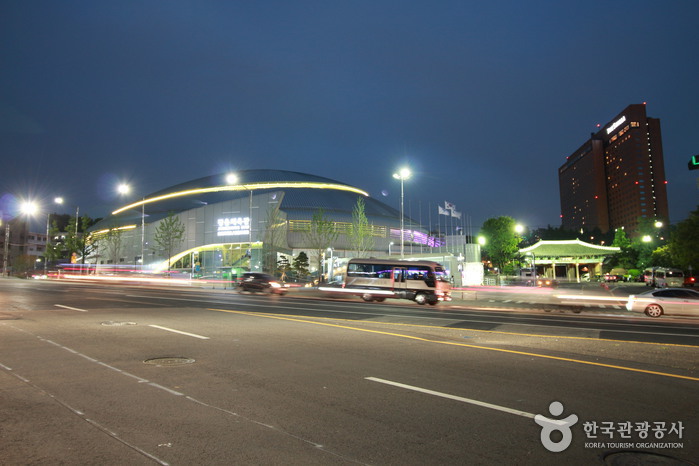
[388,241,394,256]
[326,247,334,283]
[2,200,38,277]
[392,167,411,259]
[44,197,64,275]
[117,183,146,268]
[2,219,9,277]
[527,251,537,282]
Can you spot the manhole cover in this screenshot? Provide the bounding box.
[144,357,195,366]
[604,451,693,465]
[101,321,137,326]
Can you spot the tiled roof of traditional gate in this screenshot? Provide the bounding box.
[519,239,620,257]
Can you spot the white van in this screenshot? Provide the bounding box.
[653,267,684,288]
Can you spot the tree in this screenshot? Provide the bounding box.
[292,251,309,279]
[667,206,699,270]
[304,208,338,281]
[44,219,66,265]
[606,228,638,271]
[64,216,97,264]
[479,216,521,273]
[102,227,124,265]
[347,197,374,257]
[262,205,287,273]
[153,213,186,273]
[650,245,673,267]
[277,255,291,280]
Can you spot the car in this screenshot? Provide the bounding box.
[239,273,288,295]
[603,273,623,283]
[625,288,699,318]
[536,278,558,288]
[684,275,697,287]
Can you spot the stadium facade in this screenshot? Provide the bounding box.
[88,170,480,283]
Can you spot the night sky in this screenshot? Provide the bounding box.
[2,1,698,233]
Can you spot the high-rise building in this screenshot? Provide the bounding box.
[558,103,669,235]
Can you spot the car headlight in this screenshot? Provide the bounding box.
[270,281,281,288]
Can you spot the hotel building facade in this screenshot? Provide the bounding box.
[558,103,669,235]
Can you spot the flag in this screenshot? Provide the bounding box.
[451,210,462,219]
[445,201,456,211]
[438,206,449,216]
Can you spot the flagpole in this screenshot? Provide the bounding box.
[428,202,432,249]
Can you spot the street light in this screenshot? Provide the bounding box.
[388,241,394,256]
[117,183,145,267]
[44,197,64,275]
[392,167,411,259]
[526,251,537,281]
[226,172,253,248]
[117,183,130,196]
[326,247,334,283]
[2,200,38,277]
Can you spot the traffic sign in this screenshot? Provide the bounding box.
[689,154,699,170]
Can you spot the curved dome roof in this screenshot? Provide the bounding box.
[93,169,404,229]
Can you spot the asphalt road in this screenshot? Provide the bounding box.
[1,279,697,465]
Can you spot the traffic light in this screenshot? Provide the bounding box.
[689,154,699,171]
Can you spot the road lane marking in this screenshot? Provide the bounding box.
[148,382,184,396]
[210,309,699,382]
[148,324,210,340]
[54,304,88,312]
[1,324,358,464]
[365,377,549,421]
[208,308,699,348]
[126,292,695,335]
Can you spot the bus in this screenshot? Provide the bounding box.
[321,258,452,305]
[644,267,684,288]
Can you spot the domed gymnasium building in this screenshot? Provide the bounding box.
[89,169,444,279]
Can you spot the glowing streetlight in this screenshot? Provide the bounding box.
[515,224,524,234]
[20,200,39,216]
[2,200,38,276]
[117,183,131,196]
[392,167,411,258]
[477,236,486,246]
[388,241,394,256]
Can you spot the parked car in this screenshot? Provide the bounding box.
[239,273,288,295]
[625,288,699,318]
[684,275,697,287]
[603,273,623,282]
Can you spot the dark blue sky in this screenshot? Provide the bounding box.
[2,1,698,232]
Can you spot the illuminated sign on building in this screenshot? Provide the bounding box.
[217,217,250,236]
[606,115,627,135]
